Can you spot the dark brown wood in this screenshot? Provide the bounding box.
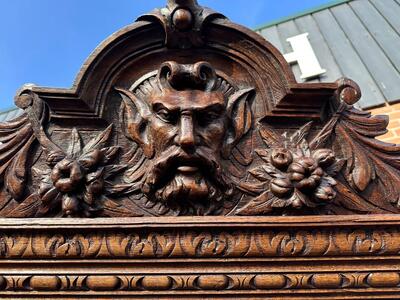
[1,0,400,298]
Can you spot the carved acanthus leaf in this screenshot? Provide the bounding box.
[333,106,400,213]
[0,92,48,204]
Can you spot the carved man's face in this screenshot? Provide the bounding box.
[118,61,253,214]
[149,89,226,162]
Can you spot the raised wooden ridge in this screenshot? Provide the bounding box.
[0,214,399,228]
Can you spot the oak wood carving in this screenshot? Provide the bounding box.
[1,0,400,298]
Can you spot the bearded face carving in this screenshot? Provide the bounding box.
[117,61,254,215]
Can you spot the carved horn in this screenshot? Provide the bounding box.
[158,61,217,91]
[193,61,217,91]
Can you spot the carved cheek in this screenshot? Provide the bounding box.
[199,121,226,149]
[150,117,177,152]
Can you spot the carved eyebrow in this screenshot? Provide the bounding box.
[152,102,178,112]
[193,103,225,114]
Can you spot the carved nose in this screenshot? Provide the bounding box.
[179,115,195,150]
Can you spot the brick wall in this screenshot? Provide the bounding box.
[369,103,400,144]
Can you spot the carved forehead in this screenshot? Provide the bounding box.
[148,89,226,111]
[130,61,236,106]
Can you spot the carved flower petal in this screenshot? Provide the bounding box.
[38,181,53,196]
[62,194,80,216]
[79,149,103,170]
[314,185,337,202]
[86,167,104,183]
[271,197,291,208]
[249,167,270,182]
[237,191,274,215]
[67,128,83,158]
[262,163,286,179]
[82,124,113,153]
[326,158,346,176]
[46,150,66,166]
[255,148,270,163]
[321,176,337,187]
[101,146,120,164]
[41,187,60,204]
[103,165,126,179]
[83,190,95,206]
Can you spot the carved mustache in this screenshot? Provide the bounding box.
[142,146,226,194]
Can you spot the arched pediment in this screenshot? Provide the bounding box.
[0,0,397,218]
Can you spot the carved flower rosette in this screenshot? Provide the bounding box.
[238,122,344,215]
[33,125,124,217]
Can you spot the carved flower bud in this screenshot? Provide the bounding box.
[289,171,305,182]
[288,162,306,181]
[314,185,337,202]
[296,176,319,191]
[297,167,323,190]
[297,157,317,172]
[291,196,303,209]
[312,167,324,178]
[270,178,293,198]
[270,148,293,170]
[51,159,84,193]
[62,194,79,216]
[312,149,335,167]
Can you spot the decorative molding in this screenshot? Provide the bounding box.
[1,272,400,292]
[1,0,400,298]
[0,216,398,298]
[0,216,398,259]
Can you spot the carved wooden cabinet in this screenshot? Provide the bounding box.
[1,1,400,298]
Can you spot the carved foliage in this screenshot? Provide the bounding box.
[334,107,400,212]
[0,227,399,259]
[0,0,399,217]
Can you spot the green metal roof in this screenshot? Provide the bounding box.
[254,0,352,31]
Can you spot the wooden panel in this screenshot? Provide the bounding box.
[294,14,343,82]
[275,21,301,83]
[313,8,385,108]
[0,216,400,299]
[371,0,400,36]
[259,26,284,53]
[276,21,308,82]
[351,0,400,103]
[331,3,400,103]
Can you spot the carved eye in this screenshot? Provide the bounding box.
[197,111,221,127]
[156,109,177,124]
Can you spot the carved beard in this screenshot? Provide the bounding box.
[142,146,232,215]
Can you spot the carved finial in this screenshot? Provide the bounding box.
[167,0,198,7]
[172,8,193,31]
[138,0,225,49]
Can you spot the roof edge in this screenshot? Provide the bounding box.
[254,0,352,31]
[0,106,19,115]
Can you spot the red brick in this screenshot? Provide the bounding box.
[370,106,393,114]
[379,131,395,140]
[387,111,400,120]
[387,120,400,129]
